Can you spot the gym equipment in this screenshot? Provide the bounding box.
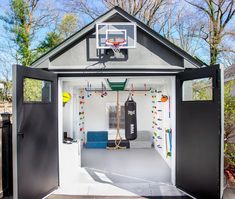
[144,84,147,96]
[125,96,137,139]
[108,79,127,91]
[106,37,126,53]
[169,96,171,118]
[165,132,169,157]
[168,129,172,155]
[101,82,108,97]
[79,89,85,142]
[62,92,71,106]
[85,131,108,149]
[86,82,92,98]
[131,84,134,96]
[107,140,130,148]
[161,95,168,102]
[125,95,137,140]
[96,22,136,50]
[165,129,172,157]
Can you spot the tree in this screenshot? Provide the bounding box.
[36,13,79,56]
[157,2,204,57]
[37,32,64,55]
[0,59,12,102]
[224,80,235,167]
[64,0,168,28]
[1,0,38,66]
[0,0,59,66]
[63,0,104,20]
[186,0,235,65]
[59,13,78,38]
[103,0,168,27]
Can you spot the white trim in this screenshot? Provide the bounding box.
[48,65,184,70]
[171,76,176,185]
[41,189,57,199]
[220,65,224,199]
[58,75,176,188]
[178,188,197,199]
[52,71,181,75]
[12,65,18,199]
[58,78,63,187]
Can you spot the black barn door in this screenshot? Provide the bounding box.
[13,65,59,199]
[176,65,222,199]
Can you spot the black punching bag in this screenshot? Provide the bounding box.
[125,96,137,140]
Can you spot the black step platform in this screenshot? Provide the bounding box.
[107,140,130,148]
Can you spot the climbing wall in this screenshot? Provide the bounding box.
[79,89,86,145]
[151,85,172,166]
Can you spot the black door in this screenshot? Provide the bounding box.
[12,65,59,199]
[176,65,222,199]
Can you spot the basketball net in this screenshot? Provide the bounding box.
[105,38,126,54]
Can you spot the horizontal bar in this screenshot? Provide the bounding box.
[85,88,151,92]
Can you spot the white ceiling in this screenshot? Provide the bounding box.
[62,76,172,90]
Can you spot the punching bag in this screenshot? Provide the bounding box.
[125,96,137,140]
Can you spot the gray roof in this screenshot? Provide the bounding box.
[31,6,204,68]
[225,63,235,80]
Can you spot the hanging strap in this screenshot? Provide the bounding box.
[127,92,133,101]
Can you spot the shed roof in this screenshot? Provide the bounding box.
[225,63,235,81]
[31,6,205,68]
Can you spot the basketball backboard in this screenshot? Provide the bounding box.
[96,22,137,49]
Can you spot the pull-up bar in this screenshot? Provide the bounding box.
[85,88,151,92]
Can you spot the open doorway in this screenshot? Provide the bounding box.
[56,76,182,197]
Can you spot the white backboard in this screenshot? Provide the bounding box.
[96,22,137,49]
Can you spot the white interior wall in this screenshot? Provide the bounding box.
[150,80,173,168]
[62,84,74,138]
[84,91,152,139]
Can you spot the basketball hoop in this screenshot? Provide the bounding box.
[105,37,126,54]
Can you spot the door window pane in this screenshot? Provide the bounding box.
[23,78,52,103]
[183,77,213,101]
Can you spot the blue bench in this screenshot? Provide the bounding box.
[85,131,108,149]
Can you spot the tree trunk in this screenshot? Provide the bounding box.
[210,46,218,65]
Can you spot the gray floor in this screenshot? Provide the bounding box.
[81,148,171,184]
[223,188,235,199]
[80,148,185,197]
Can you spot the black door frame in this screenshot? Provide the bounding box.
[12,65,59,199]
[175,65,224,199]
